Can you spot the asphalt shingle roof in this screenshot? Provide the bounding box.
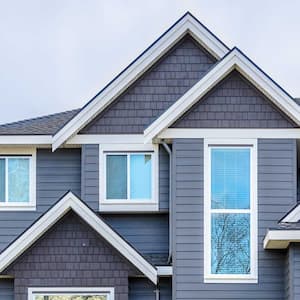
[0,109,80,135]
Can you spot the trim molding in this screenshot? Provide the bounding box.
[0,192,157,284]
[0,136,52,145]
[264,230,300,249]
[144,48,300,142]
[158,128,300,139]
[280,204,300,223]
[52,13,228,150]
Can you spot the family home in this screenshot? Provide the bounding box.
[0,12,300,300]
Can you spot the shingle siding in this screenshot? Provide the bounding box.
[172,70,296,128]
[0,279,14,300]
[4,211,140,300]
[0,148,81,252]
[172,138,296,299]
[80,35,217,134]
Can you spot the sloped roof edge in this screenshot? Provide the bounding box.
[0,191,157,284]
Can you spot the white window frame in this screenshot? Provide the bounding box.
[204,138,257,283]
[28,287,114,300]
[0,147,36,211]
[99,143,159,212]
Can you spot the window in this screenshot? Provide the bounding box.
[99,144,158,212]
[28,288,114,300]
[0,148,36,210]
[204,139,257,283]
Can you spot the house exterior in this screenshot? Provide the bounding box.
[1,11,300,300]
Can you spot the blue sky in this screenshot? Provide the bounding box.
[1,0,300,124]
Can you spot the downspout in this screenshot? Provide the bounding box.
[162,141,172,264]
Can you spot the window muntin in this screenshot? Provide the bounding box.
[204,141,257,282]
[105,153,153,201]
[0,156,31,204]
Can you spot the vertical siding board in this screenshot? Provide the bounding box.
[173,138,296,299]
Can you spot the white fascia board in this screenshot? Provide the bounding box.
[158,128,300,139]
[0,192,157,284]
[52,14,228,151]
[263,230,300,249]
[66,134,145,145]
[157,266,173,276]
[280,204,300,223]
[144,48,300,143]
[0,135,52,145]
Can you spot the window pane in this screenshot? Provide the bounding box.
[106,155,127,199]
[130,154,152,199]
[211,213,250,274]
[8,158,30,203]
[211,148,250,209]
[34,295,108,300]
[0,159,5,202]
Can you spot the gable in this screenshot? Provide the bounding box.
[4,211,140,298]
[171,70,296,128]
[80,35,217,134]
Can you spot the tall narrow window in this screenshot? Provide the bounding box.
[204,140,257,282]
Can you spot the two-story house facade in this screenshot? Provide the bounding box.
[0,12,300,300]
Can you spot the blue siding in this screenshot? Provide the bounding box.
[129,278,171,300]
[172,138,296,299]
[103,214,169,265]
[286,243,300,300]
[0,279,13,300]
[0,148,81,252]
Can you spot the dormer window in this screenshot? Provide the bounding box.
[99,144,158,212]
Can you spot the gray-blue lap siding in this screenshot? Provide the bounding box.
[0,147,169,266]
[0,279,14,300]
[172,138,296,299]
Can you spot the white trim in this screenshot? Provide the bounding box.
[0,135,52,145]
[0,147,36,211]
[66,134,145,145]
[158,128,300,139]
[263,230,300,249]
[28,287,115,300]
[280,204,300,223]
[203,138,258,283]
[157,266,173,276]
[99,144,159,212]
[144,48,300,143]
[0,191,157,284]
[52,13,228,150]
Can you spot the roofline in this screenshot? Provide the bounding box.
[144,48,300,142]
[51,12,229,150]
[279,203,300,223]
[0,191,158,284]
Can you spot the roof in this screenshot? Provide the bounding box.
[0,191,158,284]
[0,109,80,135]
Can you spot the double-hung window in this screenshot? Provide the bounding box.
[99,144,158,212]
[0,148,36,210]
[204,139,257,283]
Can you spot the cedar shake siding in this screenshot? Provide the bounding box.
[4,211,141,300]
[171,70,297,128]
[79,35,217,134]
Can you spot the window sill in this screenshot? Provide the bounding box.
[0,203,36,211]
[204,277,258,284]
[99,202,159,212]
